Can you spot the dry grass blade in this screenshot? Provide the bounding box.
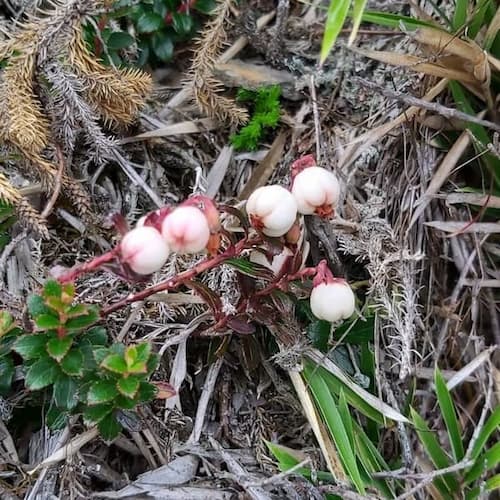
[206,146,234,198]
[424,221,500,233]
[439,192,500,208]
[409,128,472,229]
[446,347,497,391]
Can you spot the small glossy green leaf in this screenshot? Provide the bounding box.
[137,381,157,402]
[101,354,128,374]
[194,0,216,14]
[13,334,48,360]
[107,31,135,50]
[25,357,59,390]
[43,280,62,298]
[65,304,87,317]
[53,375,78,410]
[35,313,60,330]
[87,380,119,405]
[320,0,351,65]
[125,343,151,366]
[172,12,193,34]
[117,376,140,398]
[137,11,163,33]
[98,413,122,441]
[28,295,51,317]
[115,394,139,409]
[60,349,84,376]
[86,326,108,345]
[0,311,16,337]
[65,306,99,331]
[435,368,464,461]
[225,257,274,280]
[83,403,113,424]
[47,336,73,362]
[146,352,159,375]
[151,33,174,61]
[0,357,14,395]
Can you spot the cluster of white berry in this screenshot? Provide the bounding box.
[119,158,355,324]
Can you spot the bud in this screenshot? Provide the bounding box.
[310,280,355,323]
[250,247,293,275]
[291,166,340,217]
[161,206,210,254]
[120,226,170,275]
[246,185,297,237]
[136,207,172,231]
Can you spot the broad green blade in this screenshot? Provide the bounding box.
[435,368,465,461]
[452,0,468,30]
[464,441,500,485]
[348,0,368,46]
[469,405,500,462]
[320,0,352,65]
[361,11,436,29]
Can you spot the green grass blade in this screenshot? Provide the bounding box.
[470,405,500,462]
[470,0,493,40]
[320,0,352,65]
[410,407,460,496]
[448,81,500,188]
[338,389,355,449]
[464,441,500,485]
[486,474,500,491]
[452,0,468,30]
[361,10,436,30]
[434,368,465,461]
[348,0,368,46]
[304,363,366,493]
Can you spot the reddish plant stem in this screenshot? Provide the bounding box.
[165,0,197,24]
[58,248,120,284]
[101,237,261,317]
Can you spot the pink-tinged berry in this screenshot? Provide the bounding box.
[120,226,170,275]
[161,206,210,254]
[291,166,340,217]
[136,207,172,231]
[246,185,298,237]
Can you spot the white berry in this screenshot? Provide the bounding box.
[161,206,210,254]
[246,185,297,237]
[121,226,170,275]
[250,247,293,275]
[292,166,340,216]
[310,281,355,323]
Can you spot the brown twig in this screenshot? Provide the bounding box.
[41,145,65,219]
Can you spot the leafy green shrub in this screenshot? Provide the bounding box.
[86,0,216,66]
[0,280,162,440]
[230,86,282,151]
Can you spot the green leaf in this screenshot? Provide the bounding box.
[434,368,465,461]
[45,405,68,429]
[361,10,436,29]
[60,349,84,377]
[13,334,48,360]
[303,363,365,493]
[98,413,122,441]
[115,394,139,409]
[27,295,50,317]
[465,441,500,485]
[101,353,128,374]
[125,343,151,367]
[172,12,193,34]
[307,320,330,351]
[47,336,73,362]
[107,31,135,50]
[83,403,113,424]
[35,314,60,330]
[0,357,14,395]
[225,257,274,280]
[87,380,119,405]
[470,406,500,462]
[117,376,140,398]
[348,0,368,45]
[65,306,99,331]
[452,0,468,30]
[410,408,459,495]
[85,326,108,345]
[265,441,307,470]
[137,11,164,33]
[53,375,78,410]
[146,352,159,375]
[486,473,500,491]
[194,0,216,14]
[65,304,87,318]
[137,381,157,402]
[43,280,62,298]
[320,0,351,65]
[338,389,354,450]
[151,32,174,61]
[25,357,59,390]
[0,311,16,337]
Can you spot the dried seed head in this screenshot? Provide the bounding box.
[310,281,355,323]
[292,166,340,217]
[161,206,211,254]
[120,226,170,275]
[246,185,298,237]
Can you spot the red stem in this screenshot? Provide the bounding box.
[58,248,119,284]
[101,237,261,316]
[164,0,197,24]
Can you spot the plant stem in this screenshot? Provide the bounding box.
[101,237,260,316]
[58,248,119,284]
